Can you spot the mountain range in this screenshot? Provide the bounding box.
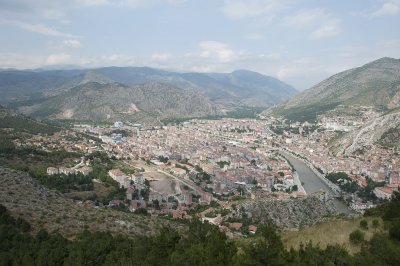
[2,57,400,125]
[18,82,221,123]
[0,67,297,123]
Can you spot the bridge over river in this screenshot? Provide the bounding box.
[280,151,353,215]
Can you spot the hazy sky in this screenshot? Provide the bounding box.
[1,0,400,89]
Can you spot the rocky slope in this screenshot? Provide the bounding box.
[17,82,222,122]
[0,166,173,237]
[329,110,400,155]
[233,193,337,230]
[265,57,400,121]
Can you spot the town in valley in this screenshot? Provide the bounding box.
[14,110,398,235]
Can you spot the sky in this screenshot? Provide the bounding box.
[0,0,400,90]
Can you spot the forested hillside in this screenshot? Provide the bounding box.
[2,192,400,265]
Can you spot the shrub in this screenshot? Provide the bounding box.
[372,219,379,229]
[389,221,400,241]
[360,220,368,230]
[349,229,365,244]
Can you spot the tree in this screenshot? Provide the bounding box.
[383,191,400,221]
[134,208,148,216]
[372,219,379,229]
[349,229,365,244]
[234,221,286,265]
[170,220,236,266]
[389,220,400,241]
[360,220,368,230]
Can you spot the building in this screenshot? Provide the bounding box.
[229,222,243,230]
[58,167,75,175]
[374,187,393,199]
[108,169,130,188]
[47,167,59,175]
[114,121,123,128]
[248,225,258,234]
[76,166,93,176]
[112,134,123,142]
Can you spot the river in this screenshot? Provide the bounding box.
[281,151,353,214]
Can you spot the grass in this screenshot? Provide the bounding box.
[63,182,115,200]
[281,217,383,254]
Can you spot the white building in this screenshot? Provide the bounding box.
[114,121,124,128]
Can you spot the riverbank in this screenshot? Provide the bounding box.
[280,150,353,214]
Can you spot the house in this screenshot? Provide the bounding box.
[129,201,139,212]
[229,222,243,230]
[47,167,59,175]
[171,168,186,176]
[77,166,92,176]
[149,191,167,202]
[350,200,375,212]
[114,121,123,128]
[199,190,213,204]
[108,200,122,207]
[199,207,214,218]
[108,169,130,188]
[133,174,145,185]
[181,190,193,205]
[374,187,393,199]
[58,167,75,175]
[294,191,306,198]
[126,187,136,201]
[248,225,258,234]
[172,210,187,219]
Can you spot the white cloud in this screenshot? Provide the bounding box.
[151,53,171,62]
[283,8,341,40]
[0,53,44,69]
[221,0,292,19]
[283,8,328,28]
[2,19,75,38]
[62,39,82,48]
[371,2,400,17]
[258,53,281,60]
[48,39,82,50]
[45,53,71,65]
[309,19,341,40]
[198,41,238,63]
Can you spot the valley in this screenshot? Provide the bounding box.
[1,57,399,265]
[2,0,400,263]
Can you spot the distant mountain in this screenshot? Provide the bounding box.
[206,70,297,106]
[265,57,400,121]
[0,69,84,102]
[0,67,297,108]
[96,67,297,107]
[17,82,221,123]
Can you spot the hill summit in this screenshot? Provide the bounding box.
[266,57,400,121]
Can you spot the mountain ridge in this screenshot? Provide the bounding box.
[264,57,400,121]
[0,67,297,108]
[17,82,222,123]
